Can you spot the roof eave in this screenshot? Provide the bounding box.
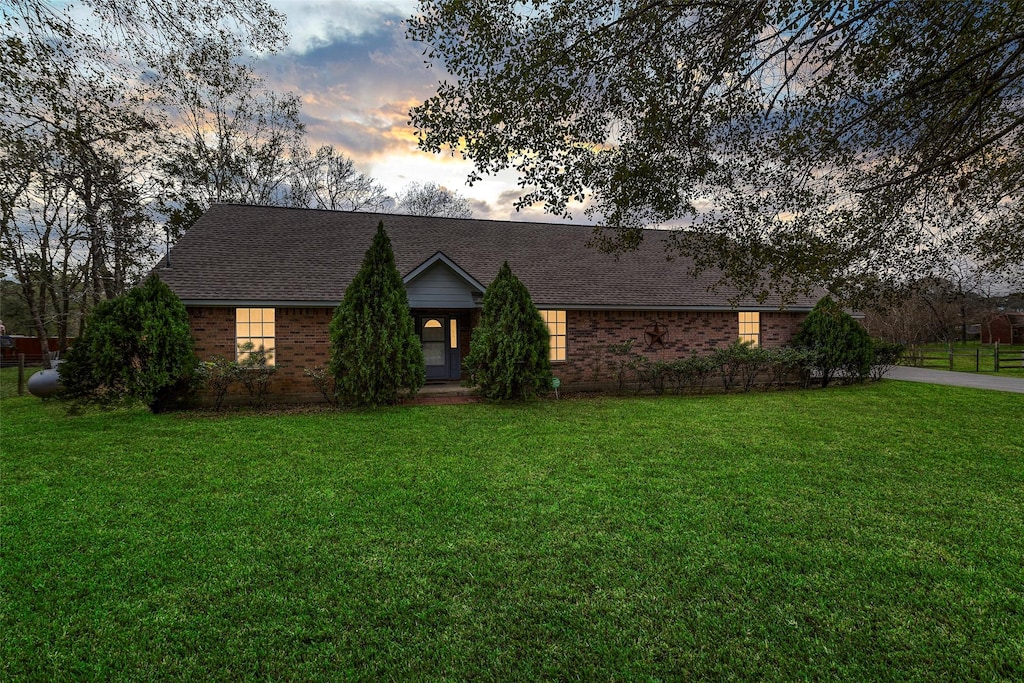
[180,300,817,312]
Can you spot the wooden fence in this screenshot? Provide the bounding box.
[0,336,69,367]
[904,342,1024,373]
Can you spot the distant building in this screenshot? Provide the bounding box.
[980,313,1024,344]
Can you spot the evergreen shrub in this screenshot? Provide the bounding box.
[464,261,551,400]
[60,274,198,411]
[329,222,424,406]
[793,296,874,386]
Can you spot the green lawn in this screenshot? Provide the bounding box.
[3,370,1023,680]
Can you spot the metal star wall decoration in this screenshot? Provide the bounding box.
[644,321,667,349]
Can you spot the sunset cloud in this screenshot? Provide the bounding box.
[257,1,584,223]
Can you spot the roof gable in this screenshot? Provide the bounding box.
[404,252,486,292]
[404,252,485,309]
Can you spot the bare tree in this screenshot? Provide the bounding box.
[393,181,473,218]
[153,36,306,233]
[289,146,391,212]
[2,0,295,358]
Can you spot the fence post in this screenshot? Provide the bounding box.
[976,347,979,373]
[17,353,25,396]
[948,346,954,371]
[994,341,1000,372]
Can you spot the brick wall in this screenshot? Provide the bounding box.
[188,306,333,401]
[187,306,807,400]
[761,311,806,347]
[553,309,807,387]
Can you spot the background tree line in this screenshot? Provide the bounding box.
[0,0,472,361]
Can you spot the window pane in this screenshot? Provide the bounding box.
[423,342,445,365]
[423,319,444,342]
[738,312,760,347]
[450,319,458,349]
[540,310,567,362]
[236,309,276,364]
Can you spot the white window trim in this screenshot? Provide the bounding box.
[540,310,567,362]
[236,308,276,365]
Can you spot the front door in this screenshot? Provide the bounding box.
[419,316,461,380]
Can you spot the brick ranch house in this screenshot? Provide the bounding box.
[157,204,824,401]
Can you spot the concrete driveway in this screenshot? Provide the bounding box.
[886,366,1024,394]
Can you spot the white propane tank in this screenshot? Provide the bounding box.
[27,362,63,398]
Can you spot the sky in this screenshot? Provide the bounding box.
[258,0,580,223]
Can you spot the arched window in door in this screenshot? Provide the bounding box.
[422,319,445,366]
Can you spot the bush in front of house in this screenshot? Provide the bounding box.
[303,365,337,406]
[870,339,905,381]
[708,340,771,392]
[794,296,874,387]
[464,261,551,400]
[201,355,237,411]
[235,342,277,408]
[329,221,425,407]
[764,346,817,389]
[60,274,199,411]
[605,340,640,394]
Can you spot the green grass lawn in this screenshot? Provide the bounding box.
[3,369,1023,680]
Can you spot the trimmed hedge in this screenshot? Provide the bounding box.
[607,338,896,396]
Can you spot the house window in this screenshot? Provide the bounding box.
[421,318,445,366]
[738,311,760,347]
[236,308,275,365]
[540,310,566,362]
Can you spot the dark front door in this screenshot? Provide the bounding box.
[419,316,461,381]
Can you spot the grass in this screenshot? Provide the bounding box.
[3,368,1023,680]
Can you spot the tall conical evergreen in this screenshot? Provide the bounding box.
[464,261,551,400]
[329,222,424,406]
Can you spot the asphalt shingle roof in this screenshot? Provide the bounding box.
[157,204,823,310]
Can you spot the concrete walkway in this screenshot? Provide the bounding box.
[403,382,481,406]
[886,366,1024,394]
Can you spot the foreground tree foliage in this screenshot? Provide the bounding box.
[794,297,873,388]
[60,274,197,411]
[409,1,1024,302]
[329,222,425,407]
[465,261,551,400]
